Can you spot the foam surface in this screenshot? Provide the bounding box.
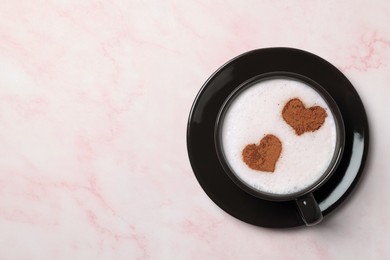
[220,79,337,195]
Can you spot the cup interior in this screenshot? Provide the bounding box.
[214,71,345,201]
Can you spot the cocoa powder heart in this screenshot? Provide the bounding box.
[242,134,282,172]
[282,98,327,135]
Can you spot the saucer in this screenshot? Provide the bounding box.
[187,48,369,228]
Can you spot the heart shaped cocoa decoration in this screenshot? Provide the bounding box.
[242,134,282,172]
[282,98,327,135]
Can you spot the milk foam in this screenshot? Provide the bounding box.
[220,79,337,195]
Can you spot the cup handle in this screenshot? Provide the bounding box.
[295,193,323,226]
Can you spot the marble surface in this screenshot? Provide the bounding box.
[0,0,388,259]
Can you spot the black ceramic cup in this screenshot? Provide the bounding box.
[214,71,345,226]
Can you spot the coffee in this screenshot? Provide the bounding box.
[219,78,337,195]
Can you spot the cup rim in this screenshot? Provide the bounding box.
[214,71,346,201]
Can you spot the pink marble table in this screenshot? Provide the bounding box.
[0,1,388,259]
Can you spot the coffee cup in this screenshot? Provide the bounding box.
[214,71,345,226]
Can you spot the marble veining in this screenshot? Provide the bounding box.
[0,0,388,259]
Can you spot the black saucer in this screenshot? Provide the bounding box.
[187,48,369,228]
